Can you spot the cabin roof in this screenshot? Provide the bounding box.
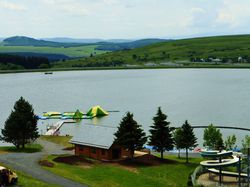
[69,124,117,149]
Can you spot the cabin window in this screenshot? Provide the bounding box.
[101,149,106,155]
[92,148,96,154]
[79,145,84,151]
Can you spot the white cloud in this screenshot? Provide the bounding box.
[215,0,250,28]
[0,1,26,11]
[42,0,89,16]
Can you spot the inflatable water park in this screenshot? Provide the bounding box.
[36,105,109,120]
[37,105,111,136]
[199,150,249,185]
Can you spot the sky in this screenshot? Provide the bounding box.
[0,0,250,39]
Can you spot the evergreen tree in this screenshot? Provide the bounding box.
[225,135,236,150]
[149,107,174,160]
[181,120,197,163]
[114,112,147,158]
[0,97,39,149]
[203,124,224,150]
[173,128,184,158]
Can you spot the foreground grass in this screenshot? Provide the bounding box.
[0,162,57,187]
[0,143,43,153]
[44,155,202,187]
[16,171,58,187]
[40,135,73,148]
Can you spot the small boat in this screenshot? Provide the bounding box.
[44,72,53,75]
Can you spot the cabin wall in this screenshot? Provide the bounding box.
[74,144,131,160]
[75,145,110,160]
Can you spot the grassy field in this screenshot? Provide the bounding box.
[0,143,43,154]
[16,171,58,187]
[56,34,250,67]
[40,135,73,148]
[0,45,106,58]
[43,155,202,187]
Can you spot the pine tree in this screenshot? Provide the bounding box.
[114,112,147,158]
[173,128,183,158]
[149,107,174,160]
[0,97,39,149]
[181,120,197,163]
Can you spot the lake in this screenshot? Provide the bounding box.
[0,69,249,146]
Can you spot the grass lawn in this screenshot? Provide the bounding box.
[44,155,203,187]
[0,143,43,153]
[16,171,58,187]
[40,135,73,148]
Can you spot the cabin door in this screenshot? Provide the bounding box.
[112,149,121,159]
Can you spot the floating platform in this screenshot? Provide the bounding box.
[45,120,75,136]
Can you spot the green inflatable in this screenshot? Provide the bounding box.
[86,106,109,117]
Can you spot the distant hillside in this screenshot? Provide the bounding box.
[42,37,103,44]
[42,38,133,43]
[3,36,89,47]
[2,36,167,51]
[95,39,168,51]
[55,35,250,68]
[2,52,70,61]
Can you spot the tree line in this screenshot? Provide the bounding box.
[0,54,50,69]
[114,107,197,163]
[1,98,249,163]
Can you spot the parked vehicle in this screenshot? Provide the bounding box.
[0,166,18,185]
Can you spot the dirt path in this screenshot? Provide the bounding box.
[0,139,87,187]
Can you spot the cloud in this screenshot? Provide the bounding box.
[42,0,89,16]
[215,0,250,28]
[0,1,26,11]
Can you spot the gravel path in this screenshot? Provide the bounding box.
[0,139,87,187]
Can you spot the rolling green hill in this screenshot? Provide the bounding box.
[0,36,167,60]
[0,45,106,58]
[55,35,250,68]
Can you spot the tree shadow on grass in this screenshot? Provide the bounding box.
[0,143,43,153]
[118,154,179,168]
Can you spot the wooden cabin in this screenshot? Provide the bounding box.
[70,125,131,160]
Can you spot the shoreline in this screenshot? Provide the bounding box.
[2,64,250,74]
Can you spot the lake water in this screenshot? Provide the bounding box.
[0,69,249,147]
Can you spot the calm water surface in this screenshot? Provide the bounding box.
[0,69,249,146]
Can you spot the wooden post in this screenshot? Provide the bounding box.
[219,155,222,185]
[248,148,250,187]
[238,156,241,187]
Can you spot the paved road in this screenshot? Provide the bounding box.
[0,139,87,187]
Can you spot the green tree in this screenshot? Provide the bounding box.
[203,124,224,150]
[173,128,183,158]
[224,135,236,150]
[181,120,197,163]
[114,112,147,158]
[242,135,250,154]
[0,97,39,149]
[149,107,174,160]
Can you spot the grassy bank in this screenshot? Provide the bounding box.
[2,63,250,74]
[0,143,43,153]
[40,135,73,148]
[43,155,202,187]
